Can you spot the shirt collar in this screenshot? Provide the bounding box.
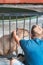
[33,38,41,45]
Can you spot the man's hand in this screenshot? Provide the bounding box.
[13,30,20,45]
[13,28,29,44]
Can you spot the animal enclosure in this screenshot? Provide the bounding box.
[0,12,43,65]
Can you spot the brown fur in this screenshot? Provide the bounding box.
[0,28,29,56]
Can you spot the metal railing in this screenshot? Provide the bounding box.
[0,12,43,65]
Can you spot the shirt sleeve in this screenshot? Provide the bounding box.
[19,39,29,53]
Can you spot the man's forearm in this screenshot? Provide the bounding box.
[13,31,20,44]
[14,35,20,44]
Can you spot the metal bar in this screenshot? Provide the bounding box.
[42,23,43,28]
[23,16,25,39]
[16,16,18,56]
[36,16,38,24]
[28,18,30,39]
[29,17,31,39]
[0,12,43,17]
[2,15,5,55]
[22,16,25,55]
[9,16,11,53]
[42,23,43,40]
[9,16,13,65]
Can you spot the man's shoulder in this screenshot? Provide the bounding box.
[20,39,37,46]
[40,39,43,43]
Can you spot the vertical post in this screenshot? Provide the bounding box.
[36,16,38,24]
[42,23,43,28]
[9,16,11,35]
[28,17,29,39]
[23,16,25,39]
[9,16,12,65]
[22,16,25,54]
[9,15,11,53]
[16,16,18,56]
[2,15,5,55]
[29,17,31,39]
[42,23,43,39]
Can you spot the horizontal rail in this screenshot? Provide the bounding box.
[0,12,43,17]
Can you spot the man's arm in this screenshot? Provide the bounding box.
[13,31,29,53]
[13,31,20,45]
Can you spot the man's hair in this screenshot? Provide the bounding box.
[31,25,36,37]
[31,25,43,39]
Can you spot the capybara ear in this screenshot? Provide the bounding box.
[16,28,29,39]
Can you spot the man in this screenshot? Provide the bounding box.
[13,25,43,65]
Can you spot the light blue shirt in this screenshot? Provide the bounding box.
[33,38,43,53]
[20,38,43,65]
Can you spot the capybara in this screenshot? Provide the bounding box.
[0,28,29,56]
